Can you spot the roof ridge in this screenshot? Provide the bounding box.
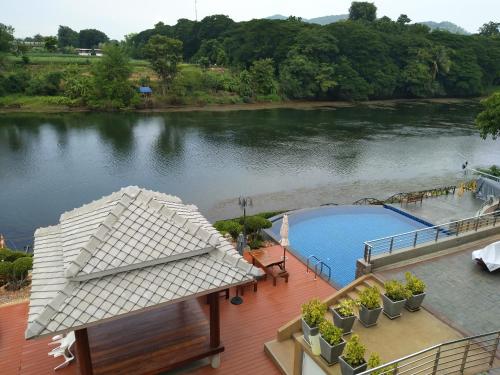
[65,189,219,280]
[135,190,220,249]
[60,186,140,221]
[64,191,136,278]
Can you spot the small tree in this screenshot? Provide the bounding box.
[349,2,377,22]
[476,92,500,139]
[89,44,136,109]
[44,36,58,52]
[249,58,277,96]
[144,35,183,94]
[397,14,411,26]
[479,22,500,37]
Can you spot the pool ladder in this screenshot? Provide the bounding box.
[306,255,331,282]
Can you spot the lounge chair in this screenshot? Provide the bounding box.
[472,241,500,272]
[48,331,76,370]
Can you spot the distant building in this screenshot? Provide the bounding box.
[139,86,153,97]
[77,48,103,56]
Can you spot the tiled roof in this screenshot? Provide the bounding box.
[26,187,261,339]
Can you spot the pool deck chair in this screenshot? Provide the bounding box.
[48,331,76,370]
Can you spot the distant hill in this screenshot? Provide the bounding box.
[264,15,470,34]
[419,21,470,35]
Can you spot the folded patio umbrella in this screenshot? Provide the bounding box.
[472,240,500,272]
[280,215,289,269]
[280,214,289,247]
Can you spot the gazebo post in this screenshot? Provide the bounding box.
[208,292,220,348]
[208,292,221,368]
[75,328,94,375]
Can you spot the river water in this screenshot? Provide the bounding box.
[1,101,498,248]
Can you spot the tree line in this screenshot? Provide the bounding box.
[0,2,500,113]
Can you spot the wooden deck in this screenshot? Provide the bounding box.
[0,246,336,375]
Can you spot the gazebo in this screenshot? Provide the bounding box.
[26,186,261,374]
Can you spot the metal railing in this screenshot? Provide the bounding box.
[468,168,500,183]
[306,255,332,281]
[359,330,500,375]
[364,210,500,263]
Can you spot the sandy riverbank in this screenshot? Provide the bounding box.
[0,97,480,114]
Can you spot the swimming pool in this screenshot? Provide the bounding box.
[267,205,431,287]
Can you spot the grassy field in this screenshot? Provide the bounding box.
[7,53,150,66]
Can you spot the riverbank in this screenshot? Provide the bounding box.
[0,96,481,114]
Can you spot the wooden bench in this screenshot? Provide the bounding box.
[402,193,424,206]
[268,267,289,286]
[237,279,258,295]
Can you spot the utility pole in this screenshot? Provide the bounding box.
[195,0,198,21]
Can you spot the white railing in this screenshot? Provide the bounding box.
[364,210,500,263]
[360,330,500,375]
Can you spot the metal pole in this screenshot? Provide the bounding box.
[432,347,441,374]
[490,332,500,367]
[413,231,418,247]
[435,227,440,242]
[475,217,480,231]
[459,339,470,373]
[389,237,394,253]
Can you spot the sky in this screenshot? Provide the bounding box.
[2,0,499,40]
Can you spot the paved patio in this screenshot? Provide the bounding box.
[392,191,483,225]
[378,234,500,336]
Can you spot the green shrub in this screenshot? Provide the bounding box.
[358,286,381,309]
[405,272,426,295]
[240,215,272,234]
[384,280,411,301]
[0,248,28,262]
[301,298,327,327]
[12,256,33,279]
[248,238,263,249]
[27,71,63,96]
[368,353,396,375]
[214,220,243,240]
[0,261,13,283]
[343,334,366,367]
[336,299,359,317]
[319,320,343,346]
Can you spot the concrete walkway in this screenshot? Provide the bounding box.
[378,235,500,336]
[392,192,483,225]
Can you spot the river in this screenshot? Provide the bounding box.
[1,101,498,248]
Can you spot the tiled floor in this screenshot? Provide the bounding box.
[0,246,337,375]
[378,234,500,336]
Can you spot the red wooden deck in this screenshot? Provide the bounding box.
[0,246,336,375]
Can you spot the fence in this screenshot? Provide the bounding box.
[359,330,500,375]
[364,210,500,263]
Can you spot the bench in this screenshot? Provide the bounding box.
[267,267,289,286]
[237,279,258,295]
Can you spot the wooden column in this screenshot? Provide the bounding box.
[208,292,220,348]
[75,328,94,375]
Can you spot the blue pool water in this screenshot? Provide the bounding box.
[268,206,430,287]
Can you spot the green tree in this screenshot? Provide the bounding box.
[89,44,136,108]
[476,92,500,139]
[195,39,227,66]
[349,2,377,22]
[334,57,372,100]
[0,23,14,53]
[58,26,79,48]
[249,58,277,96]
[479,22,500,37]
[44,36,58,52]
[397,14,411,26]
[143,35,183,94]
[79,29,109,49]
[444,49,483,97]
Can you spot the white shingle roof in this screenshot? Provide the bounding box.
[26,187,261,339]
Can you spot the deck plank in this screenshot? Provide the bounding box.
[0,246,337,375]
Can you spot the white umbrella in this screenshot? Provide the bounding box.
[279,215,289,270]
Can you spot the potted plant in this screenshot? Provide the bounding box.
[331,299,358,335]
[357,286,382,327]
[367,353,396,375]
[404,272,426,311]
[318,320,346,364]
[339,335,367,375]
[382,280,411,319]
[301,298,327,344]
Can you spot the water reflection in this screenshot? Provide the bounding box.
[1,101,498,247]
